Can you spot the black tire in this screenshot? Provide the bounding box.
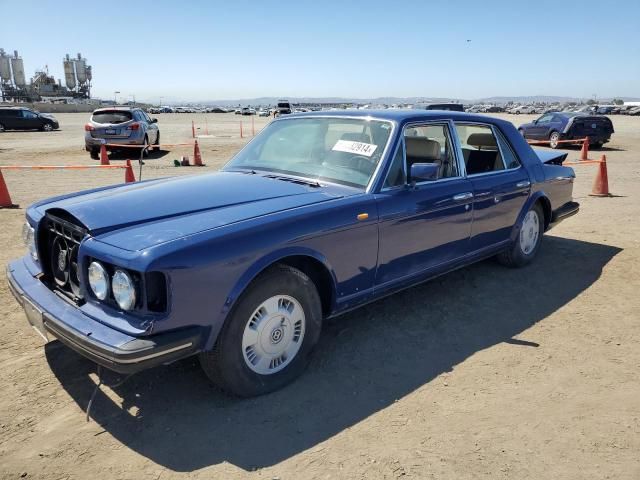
[200,264,322,397]
[142,135,149,158]
[0,123,6,132]
[41,123,54,132]
[154,131,160,145]
[89,149,100,160]
[549,131,560,149]
[591,142,603,149]
[497,203,544,268]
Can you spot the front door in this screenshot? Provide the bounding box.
[375,121,473,288]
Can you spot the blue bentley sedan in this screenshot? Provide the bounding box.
[7,110,579,396]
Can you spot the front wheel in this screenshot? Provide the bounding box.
[549,131,560,149]
[199,264,322,397]
[497,203,544,268]
[591,142,603,149]
[41,123,53,132]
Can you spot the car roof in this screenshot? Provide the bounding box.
[289,108,500,124]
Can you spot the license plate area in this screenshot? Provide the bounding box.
[105,129,118,135]
[23,297,49,343]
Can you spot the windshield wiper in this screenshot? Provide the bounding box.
[263,174,321,188]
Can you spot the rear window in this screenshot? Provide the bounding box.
[91,111,133,124]
[278,103,290,108]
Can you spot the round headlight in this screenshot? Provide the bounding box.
[112,270,136,311]
[88,262,109,300]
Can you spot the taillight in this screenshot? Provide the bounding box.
[127,123,140,131]
[84,123,95,131]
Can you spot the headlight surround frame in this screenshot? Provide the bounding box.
[22,222,38,261]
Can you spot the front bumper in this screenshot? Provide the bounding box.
[6,259,202,374]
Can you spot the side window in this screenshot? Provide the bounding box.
[495,129,521,169]
[455,124,505,175]
[384,143,406,188]
[21,110,38,119]
[404,124,458,180]
[537,114,553,124]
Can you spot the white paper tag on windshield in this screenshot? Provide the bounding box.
[332,140,378,157]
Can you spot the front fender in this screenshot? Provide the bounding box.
[203,246,338,350]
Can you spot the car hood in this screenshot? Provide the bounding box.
[35,171,344,251]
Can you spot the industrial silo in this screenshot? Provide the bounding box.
[11,50,26,86]
[63,54,76,90]
[0,49,11,82]
[75,53,87,83]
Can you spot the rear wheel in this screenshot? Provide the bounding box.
[199,264,322,397]
[89,149,99,160]
[141,135,149,158]
[591,142,603,149]
[549,131,560,149]
[497,203,544,268]
[0,123,6,132]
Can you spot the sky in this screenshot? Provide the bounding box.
[1,0,639,102]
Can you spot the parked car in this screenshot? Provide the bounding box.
[509,105,536,115]
[627,106,640,116]
[84,107,160,159]
[0,107,59,132]
[276,100,293,116]
[518,112,614,149]
[420,103,464,112]
[257,109,270,117]
[8,110,579,397]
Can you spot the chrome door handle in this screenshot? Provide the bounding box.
[516,181,531,188]
[453,192,473,201]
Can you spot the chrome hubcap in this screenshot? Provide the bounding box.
[242,295,306,375]
[520,210,540,255]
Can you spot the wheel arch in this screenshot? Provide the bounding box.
[511,191,552,243]
[228,248,337,318]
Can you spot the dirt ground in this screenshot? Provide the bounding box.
[1,112,639,480]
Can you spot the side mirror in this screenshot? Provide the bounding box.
[151,118,158,123]
[409,163,439,184]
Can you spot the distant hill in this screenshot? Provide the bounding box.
[178,95,640,107]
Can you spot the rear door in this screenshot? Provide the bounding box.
[455,122,531,251]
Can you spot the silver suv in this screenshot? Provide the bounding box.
[85,107,160,159]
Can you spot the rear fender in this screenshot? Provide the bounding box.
[509,191,551,243]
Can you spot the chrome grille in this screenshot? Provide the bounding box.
[44,214,87,300]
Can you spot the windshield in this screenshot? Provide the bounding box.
[223,117,393,188]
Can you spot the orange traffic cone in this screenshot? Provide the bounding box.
[100,144,110,165]
[580,137,589,161]
[193,140,204,166]
[0,170,18,208]
[125,160,136,183]
[590,155,610,197]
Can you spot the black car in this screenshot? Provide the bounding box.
[0,107,59,132]
[519,112,614,149]
[421,103,464,112]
